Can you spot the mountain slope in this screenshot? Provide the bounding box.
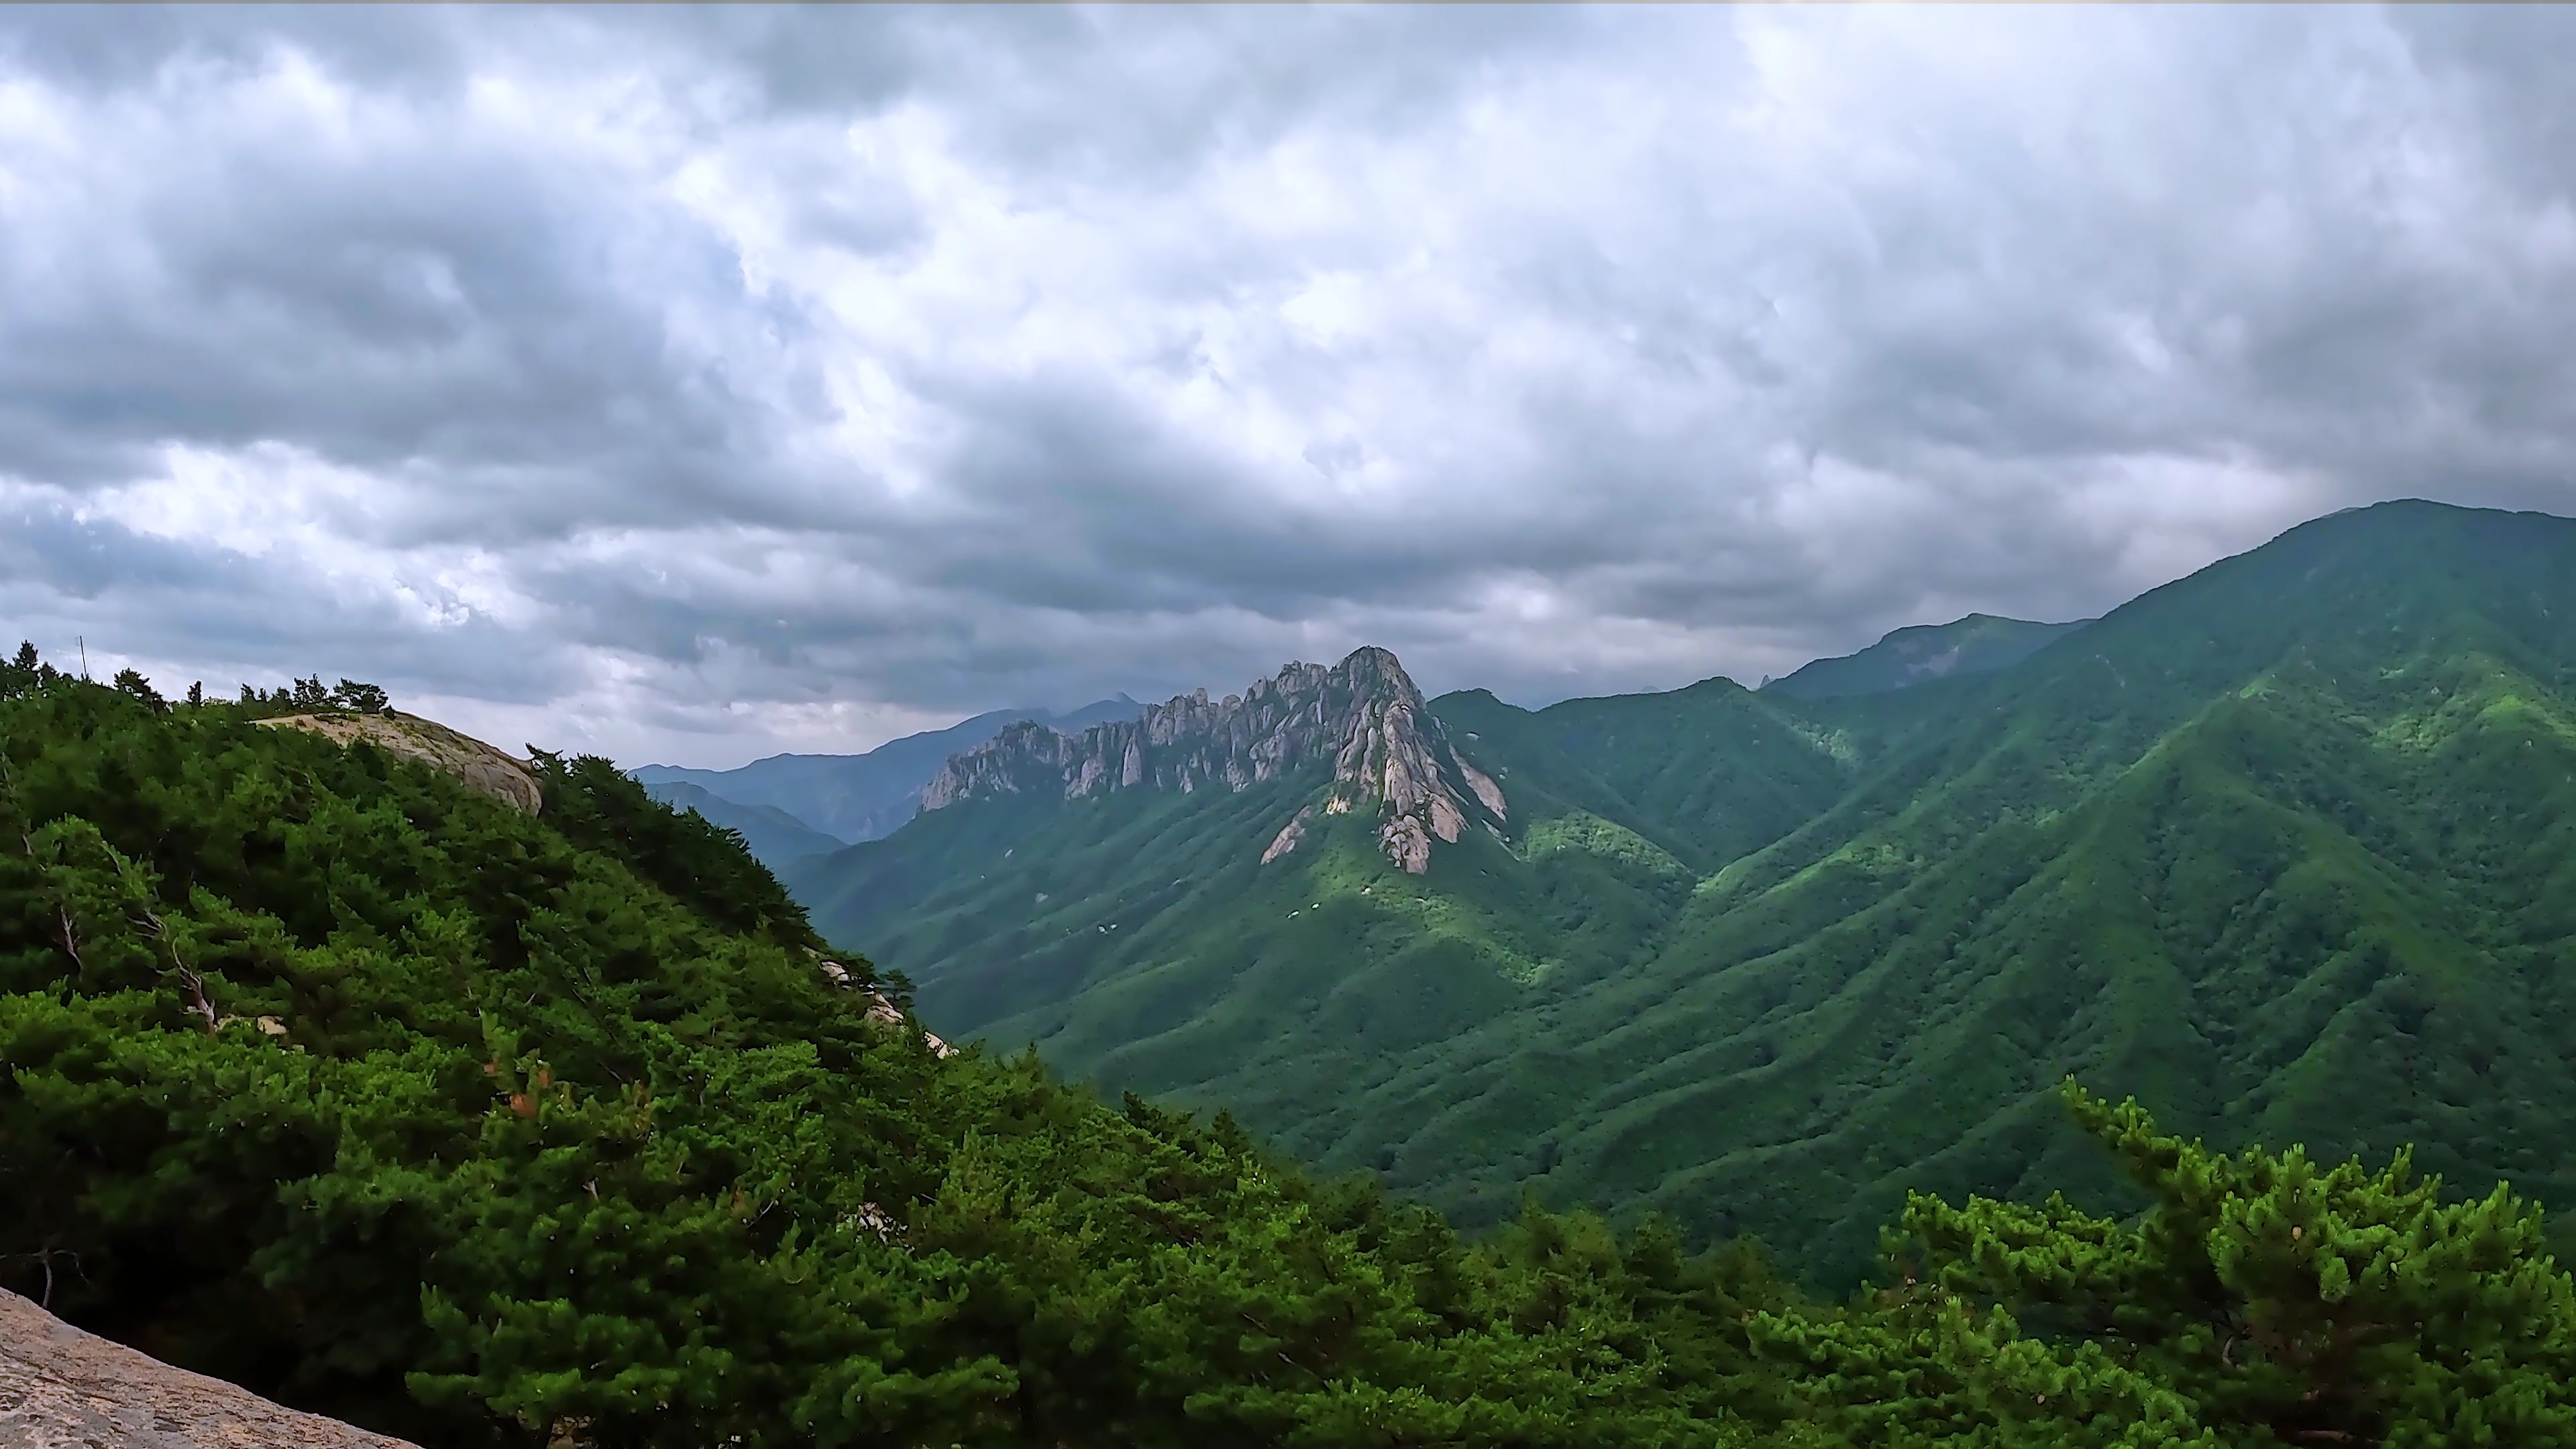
[790,651,1859,1194]
[3,662,1805,1449]
[796,500,2576,1281]
[256,710,542,812]
[1303,501,2576,1275]
[1432,678,1861,874]
[16,656,2576,1449]
[635,696,1139,843]
[788,649,1560,1077]
[1763,613,2087,700]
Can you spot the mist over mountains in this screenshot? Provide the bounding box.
[632,697,1141,863]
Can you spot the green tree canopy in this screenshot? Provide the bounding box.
[1760,1081,2576,1447]
[8,659,2574,1448]
[0,667,1794,1448]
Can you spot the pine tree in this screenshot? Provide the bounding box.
[110,668,167,712]
[332,680,390,714]
[1764,1081,2576,1446]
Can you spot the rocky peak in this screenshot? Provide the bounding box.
[256,711,542,813]
[920,647,1505,873]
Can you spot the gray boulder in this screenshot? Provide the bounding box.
[0,1289,417,1448]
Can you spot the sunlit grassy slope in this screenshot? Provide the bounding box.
[793,500,2576,1280]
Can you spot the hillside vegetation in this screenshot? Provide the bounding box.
[0,654,1792,1447]
[11,645,2576,1445]
[798,501,2576,1285]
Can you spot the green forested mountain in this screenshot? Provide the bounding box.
[0,653,1802,1448]
[1761,612,2087,700]
[15,635,2576,1446]
[794,499,2576,1283]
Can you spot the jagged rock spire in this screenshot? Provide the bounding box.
[920,647,1505,873]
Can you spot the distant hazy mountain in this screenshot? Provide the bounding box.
[789,500,2576,1282]
[1762,612,2088,700]
[645,779,848,870]
[634,696,1140,845]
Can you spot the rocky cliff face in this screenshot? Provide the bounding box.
[1,1288,417,1448]
[921,647,1505,873]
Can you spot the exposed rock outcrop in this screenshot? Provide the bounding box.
[0,1288,417,1448]
[256,711,543,813]
[815,955,955,1057]
[1260,806,1313,864]
[922,647,1504,873]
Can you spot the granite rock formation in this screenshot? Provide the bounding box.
[256,711,543,813]
[0,1288,417,1448]
[921,647,1505,873]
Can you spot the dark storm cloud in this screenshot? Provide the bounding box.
[664,5,1607,178]
[0,38,812,531]
[0,486,558,700]
[0,7,475,95]
[3,5,2575,765]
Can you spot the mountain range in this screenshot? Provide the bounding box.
[643,615,2066,872]
[31,628,2564,1449]
[633,696,1140,864]
[786,499,2576,1281]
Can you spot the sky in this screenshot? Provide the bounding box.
[5,6,2576,769]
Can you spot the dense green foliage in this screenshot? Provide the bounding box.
[1760,1081,2576,1447]
[13,635,2576,1446]
[0,655,1807,1447]
[799,500,2576,1284]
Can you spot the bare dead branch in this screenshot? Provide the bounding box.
[113,851,218,1034]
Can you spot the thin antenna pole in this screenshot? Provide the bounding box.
[78,636,89,680]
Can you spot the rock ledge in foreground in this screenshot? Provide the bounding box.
[0,1289,417,1448]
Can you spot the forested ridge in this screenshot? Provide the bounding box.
[8,642,2576,1446]
[796,500,2576,1286]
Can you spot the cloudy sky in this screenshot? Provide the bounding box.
[5,6,2576,767]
